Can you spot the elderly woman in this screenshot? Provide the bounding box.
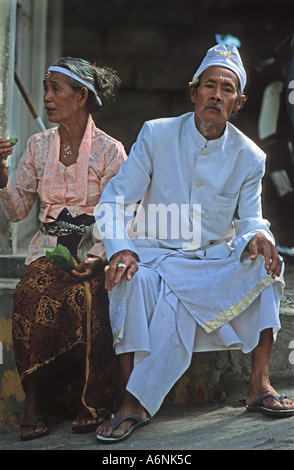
[0,57,127,440]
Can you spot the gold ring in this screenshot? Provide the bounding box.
[104,265,110,273]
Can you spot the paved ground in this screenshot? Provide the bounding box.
[1,383,294,452]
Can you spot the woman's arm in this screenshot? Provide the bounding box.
[0,137,39,221]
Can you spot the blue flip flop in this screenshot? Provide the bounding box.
[96,413,150,443]
[246,393,294,418]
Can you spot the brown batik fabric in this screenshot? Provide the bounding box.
[12,257,119,419]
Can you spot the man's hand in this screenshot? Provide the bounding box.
[70,256,103,281]
[248,233,282,279]
[104,250,138,291]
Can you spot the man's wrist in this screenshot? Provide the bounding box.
[110,249,139,262]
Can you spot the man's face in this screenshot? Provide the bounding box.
[189,66,245,134]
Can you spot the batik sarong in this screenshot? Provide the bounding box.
[12,257,119,419]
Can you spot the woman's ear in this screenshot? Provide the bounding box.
[79,87,89,107]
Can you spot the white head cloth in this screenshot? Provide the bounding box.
[190,44,247,92]
[48,65,102,106]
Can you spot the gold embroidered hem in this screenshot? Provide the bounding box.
[81,279,97,417]
[202,273,284,333]
[113,326,123,346]
[12,257,119,418]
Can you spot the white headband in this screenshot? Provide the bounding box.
[48,65,102,106]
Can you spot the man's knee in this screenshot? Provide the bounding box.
[128,264,160,290]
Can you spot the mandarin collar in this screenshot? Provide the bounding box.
[188,112,228,148]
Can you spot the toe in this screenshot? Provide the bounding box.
[96,421,113,438]
[111,417,135,438]
[280,398,294,410]
[263,397,283,410]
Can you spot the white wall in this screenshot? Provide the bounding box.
[0,0,63,255]
[0,0,17,254]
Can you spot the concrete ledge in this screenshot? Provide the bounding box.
[0,255,26,279]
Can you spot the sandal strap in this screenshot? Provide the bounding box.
[110,413,141,431]
[19,415,45,428]
[254,393,287,406]
[278,394,287,402]
[76,410,93,419]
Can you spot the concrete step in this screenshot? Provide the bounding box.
[0,255,26,279]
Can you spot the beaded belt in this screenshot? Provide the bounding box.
[40,217,95,237]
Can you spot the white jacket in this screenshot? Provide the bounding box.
[96,112,274,262]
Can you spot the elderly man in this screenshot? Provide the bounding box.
[95,44,294,443]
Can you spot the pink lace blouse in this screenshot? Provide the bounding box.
[0,116,127,264]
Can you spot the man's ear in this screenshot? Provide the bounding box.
[189,85,197,104]
[234,94,246,112]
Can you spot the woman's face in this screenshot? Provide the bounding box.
[43,71,85,124]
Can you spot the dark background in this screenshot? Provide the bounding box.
[61,0,294,245]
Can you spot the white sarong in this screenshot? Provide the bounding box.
[109,250,284,416]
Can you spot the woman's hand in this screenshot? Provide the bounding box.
[0,139,13,166]
[70,256,103,281]
[104,249,138,291]
[0,139,12,187]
